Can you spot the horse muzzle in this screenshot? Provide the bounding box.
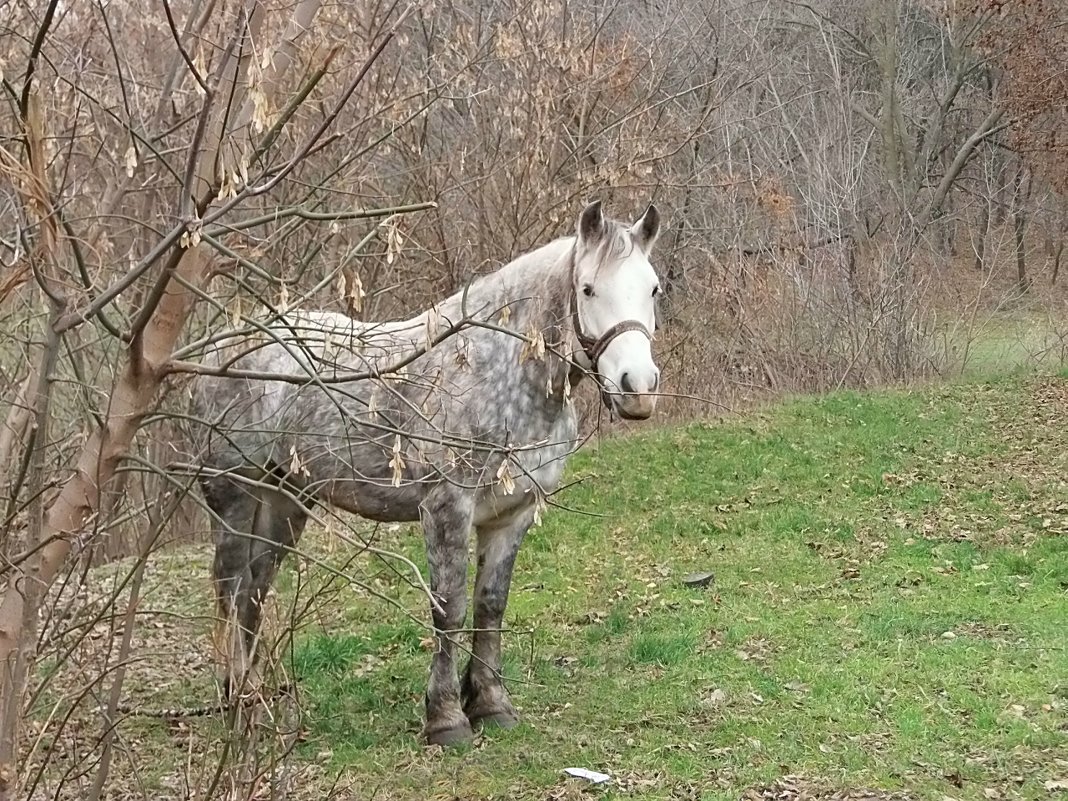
[608,391,658,420]
[600,370,660,420]
[575,314,660,421]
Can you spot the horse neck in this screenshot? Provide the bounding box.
[438,237,576,329]
[481,240,579,411]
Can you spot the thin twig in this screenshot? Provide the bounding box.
[204,201,438,237]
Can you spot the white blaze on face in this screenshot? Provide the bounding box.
[573,201,662,420]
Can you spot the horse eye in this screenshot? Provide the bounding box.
[582,284,594,297]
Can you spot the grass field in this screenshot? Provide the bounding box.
[36,371,1068,800]
[948,310,1068,379]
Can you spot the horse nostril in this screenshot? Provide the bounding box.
[620,372,634,393]
[652,371,660,392]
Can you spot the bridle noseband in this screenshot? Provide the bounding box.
[572,307,652,372]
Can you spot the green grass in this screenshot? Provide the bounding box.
[39,372,1068,800]
[273,374,1068,800]
[947,310,1068,378]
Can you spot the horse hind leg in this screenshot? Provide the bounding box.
[204,474,308,696]
[239,488,307,687]
[202,475,257,691]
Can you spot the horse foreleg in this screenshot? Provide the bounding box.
[420,496,475,747]
[462,505,533,730]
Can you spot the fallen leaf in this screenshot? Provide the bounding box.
[702,688,727,707]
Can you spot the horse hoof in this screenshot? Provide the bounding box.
[423,719,474,748]
[469,709,519,731]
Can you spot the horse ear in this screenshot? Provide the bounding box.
[577,200,604,245]
[630,204,660,253]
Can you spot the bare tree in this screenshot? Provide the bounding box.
[0,0,433,795]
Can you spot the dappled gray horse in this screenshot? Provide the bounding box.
[190,201,663,745]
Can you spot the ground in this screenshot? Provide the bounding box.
[28,370,1068,800]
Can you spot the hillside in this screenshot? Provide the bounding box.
[31,373,1068,800]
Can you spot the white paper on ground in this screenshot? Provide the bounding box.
[562,767,612,784]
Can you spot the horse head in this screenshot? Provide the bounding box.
[570,200,662,420]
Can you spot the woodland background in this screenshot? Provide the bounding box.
[0,0,1066,797]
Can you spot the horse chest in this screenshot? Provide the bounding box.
[525,409,579,486]
[475,404,578,522]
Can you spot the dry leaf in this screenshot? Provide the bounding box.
[288,445,308,477]
[385,222,404,265]
[703,688,727,706]
[389,436,406,487]
[349,272,365,312]
[425,308,440,349]
[250,86,270,133]
[180,222,202,249]
[532,495,547,527]
[520,326,546,363]
[124,144,137,178]
[496,459,516,495]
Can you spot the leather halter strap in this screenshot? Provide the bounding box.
[574,316,652,369]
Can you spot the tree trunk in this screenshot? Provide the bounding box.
[974,202,989,272]
[1013,164,1031,292]
[1015,211,1028,291]
[846,237,862,303]
[874,2,903,192]
[1050,210,1067,287]
[0,251,210,794]
[0,373,35,529]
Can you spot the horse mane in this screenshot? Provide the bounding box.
[441,214,637,395]
[430,235,580,398]
[438,212,636,330]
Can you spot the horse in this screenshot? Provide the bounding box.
[189,200,664,746]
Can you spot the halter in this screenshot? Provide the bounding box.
[572,308,652,370]
[567,242,653,380]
